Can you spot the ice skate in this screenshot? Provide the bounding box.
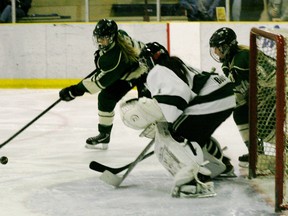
[238,153,249,168]
[85,133,110,150]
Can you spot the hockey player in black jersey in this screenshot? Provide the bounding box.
[119,42,236,197]
[209,27,252,167]
[59,19,149,150]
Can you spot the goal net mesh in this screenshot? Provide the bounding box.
[250,27,288,211]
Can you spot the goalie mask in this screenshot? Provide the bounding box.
[93,19,118,51]
[139,42,170,70]
[209,27,238,62]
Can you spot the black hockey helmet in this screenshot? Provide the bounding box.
[209,27,238,62]
[139,42,169,70]
[93,19,118,50]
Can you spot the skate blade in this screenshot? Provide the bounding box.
[85,143,109,150]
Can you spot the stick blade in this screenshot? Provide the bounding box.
[89,161,107,173]
[99,170,123,187]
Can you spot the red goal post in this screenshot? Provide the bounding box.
[249,27,287,212]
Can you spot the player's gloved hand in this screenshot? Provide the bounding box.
[59,83,86,101]
[59,86,76,101]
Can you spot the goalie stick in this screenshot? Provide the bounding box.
[99,139,155,187]
[91,125,155,173]
[89,151,154,174]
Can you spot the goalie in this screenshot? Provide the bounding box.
[119,42,236,198]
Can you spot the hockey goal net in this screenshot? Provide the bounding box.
[249,27,288,212]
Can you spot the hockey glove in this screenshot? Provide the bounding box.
[59,83,86,101]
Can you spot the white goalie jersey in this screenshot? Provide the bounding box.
[120,64,235,132]
[146,64,235,123]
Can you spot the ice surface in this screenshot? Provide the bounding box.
[0,89,284,216]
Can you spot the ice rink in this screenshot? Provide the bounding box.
[0,89,285,216]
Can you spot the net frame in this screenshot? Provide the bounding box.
[249,27,287,212]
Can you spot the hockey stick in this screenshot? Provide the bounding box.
[0,98,61,149]
[99,138,155,187]
[0,70,96,149]
[89,151,154,174]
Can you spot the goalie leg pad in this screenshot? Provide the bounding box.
[202,147,226,178]
[202,137,226,178]
[173,163,210,187]
[154,122,215,198]
[154,122,208,176]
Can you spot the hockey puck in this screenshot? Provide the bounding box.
[0,156,8,165]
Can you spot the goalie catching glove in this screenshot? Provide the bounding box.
[119,96,165,130]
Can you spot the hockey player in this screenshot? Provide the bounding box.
[120,42,236,197]
[209,27,251,167]
[59,19,149,150]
